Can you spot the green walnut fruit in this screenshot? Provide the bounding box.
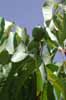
[32,27,44,41]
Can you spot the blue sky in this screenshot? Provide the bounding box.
[0,0,43,34]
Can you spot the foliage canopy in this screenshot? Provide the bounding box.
[0,0,66,100]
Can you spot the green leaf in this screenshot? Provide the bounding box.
[47,68,66,100]
[36,69,43,96]
[46,64,58,72]
[28,40,39,51]
[40,81,55,100]
[50,47,58,61]
[18,73,36,100]
[35,55,42,68]
[39,63,47,83]
[0,50,10,64]
[54,86,61,100]
[46,27,58,43]
[53,9,66,45]
[14,32,22,48]
[0,56,36,100]
[47,81,55,100]
[0,17,5,43]
[63,12,66,39]
[46,38,58,49]
[0,40,7,53]
[41,83,48,100]
[0,17,5,37]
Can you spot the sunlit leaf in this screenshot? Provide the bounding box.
[46,27,58,42]
[16,26,29,44]
[42,1,53,22]
[4,20,15,37]
[6,32,15,54]
[42,44,51,65]
[11,43,28,62]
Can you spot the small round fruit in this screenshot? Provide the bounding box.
[32,27,44,41]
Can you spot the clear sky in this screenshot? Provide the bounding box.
[0,0,44,35]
